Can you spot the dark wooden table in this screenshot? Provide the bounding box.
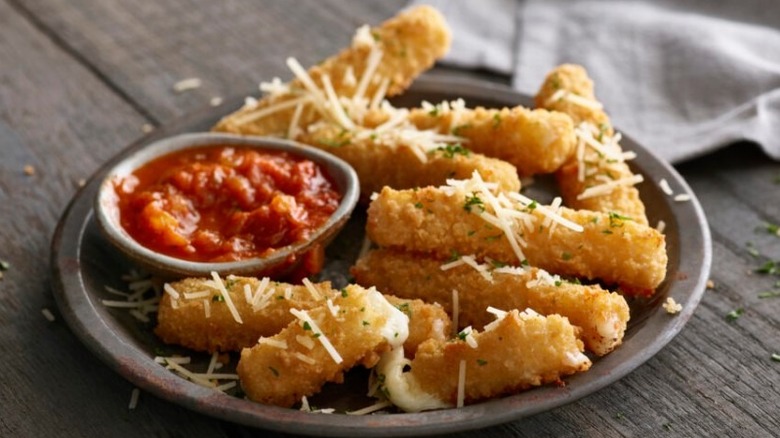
[2,1,779,437]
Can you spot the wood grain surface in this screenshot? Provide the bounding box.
[1,1,779,437]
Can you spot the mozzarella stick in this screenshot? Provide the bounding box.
[406,104,576,176]
[214,5,451,136]
[535,64,647,224]
[156,275,448,355]
[237,285,408,407]
[155,276,336,353]
[353,248,629,356]
[297,124,521,198]
[375,310,591,412]
[366,179,666,294]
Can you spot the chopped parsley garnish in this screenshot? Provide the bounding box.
[526,200,538,211]
[725,307,744,322]
[520,259,530,267]
[396,302,412,316]
[490,260,507,269]
[464,193,485,213]
[451,123,472,136]
[371,31,381,41]
[317,137,350,148]
[435,143,470,158]
[302,321,312,331]
[362,320,370,326]
[447,249,461,263]
[492,113,502,128]
[550,74,561,90]
[562,251,573,261]
[755,261,779,275]
[212,295,224,302]
[764,223,780,236]
[476,359,488,366]
[313,333,322,338]
[269,366,280,377]
[428,107,440,117]
[414,202,424,209]
[554,280,562,287]
[457,330,468,341]
[602,229,613,235]
[341,288,349,298]
[746,241,760,257]
[608,212,632,228]
[590,216,599,224]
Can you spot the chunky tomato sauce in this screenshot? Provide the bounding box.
[114,145,341,269]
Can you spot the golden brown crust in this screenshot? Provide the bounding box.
[401,311,590,405]
[353,248,629,356]
[213,5,451,137]
[237,284,401,407]
[366,186,666,293]
[407,105,576,176]
[536,64,648,224]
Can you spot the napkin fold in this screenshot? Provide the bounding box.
[410,0,780,163]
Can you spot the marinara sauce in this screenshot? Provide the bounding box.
[114,145,341,271]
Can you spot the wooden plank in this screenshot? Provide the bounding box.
[13,0,407,123]
[0,3,230,437]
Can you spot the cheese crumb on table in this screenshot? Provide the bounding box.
[662,297,683,314]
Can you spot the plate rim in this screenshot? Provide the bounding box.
[50,75,712,437]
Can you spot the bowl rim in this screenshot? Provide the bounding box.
[94,132,360,277]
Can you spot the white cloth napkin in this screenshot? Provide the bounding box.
[410,0,780,163]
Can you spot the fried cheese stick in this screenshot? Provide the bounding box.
[237,284,408,407]
[406,104,577,176]
[213,5,451,136]
[297,123,522,198]
[155,276,335,353]
[352,248,629,356]
[375,309,591,412]
[366,181,667,294]
[156,276,449,356]
[535,64,648,224]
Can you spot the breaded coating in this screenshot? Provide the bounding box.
[297,124,521,198]
[155,276,336,353]
[535,64,647,224]
[214,5,451,136]
[366,183,667,294]
[407,105,576,176]
[375,310,591,412]
[352,248,629,356]
[156,276,446,355]
[237,285,408,407]
[384,295,452,357]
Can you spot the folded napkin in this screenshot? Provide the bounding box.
[410,0,780,163]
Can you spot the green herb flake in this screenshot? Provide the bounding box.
[526,200,538,211]
[341,288,349,298]
[520,259,530,267]
[476,359,488,366]
[464,193,485,213]
[725,307,744,322]
[212,295,224,302]
[765,223,780,236]
[313,333,322,338]
[490,260,507,269]
[317,137,350,148]
[492,113,502,128]
[451,123,472,136]
[371,31,381,42]
[396,302,412,316]
[362,320,370,326]
[428,107,440,117]
[447,249,461,263]
[550,74,561,90]
[746,241,760,258]
[269,366,280,377]
[608,211,632,228]
[602,229,614,235]
[755,261,779,275]
[414,202,424,209]
[303,321,312,331]
[562,252,573,261]
[435,143,471,159]
[590,216,599,224]
[758,291,780,298]
[457,330,468,341]
[554,280,562,287]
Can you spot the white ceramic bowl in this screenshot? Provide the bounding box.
[94,132,359,278]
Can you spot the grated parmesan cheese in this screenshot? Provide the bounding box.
[663,297,683,314]
[674,194,691,202]
[347,400,392,415]
[659,178,673,196]
[258,337,288,349]
[452,289,460,335]
[41,308,55,322]
[210,271,243,324]
[456,360,466,408]
[173,77,202,93]
[290,308,343,364]
[301,278,322,301]
[577,174,644,200]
